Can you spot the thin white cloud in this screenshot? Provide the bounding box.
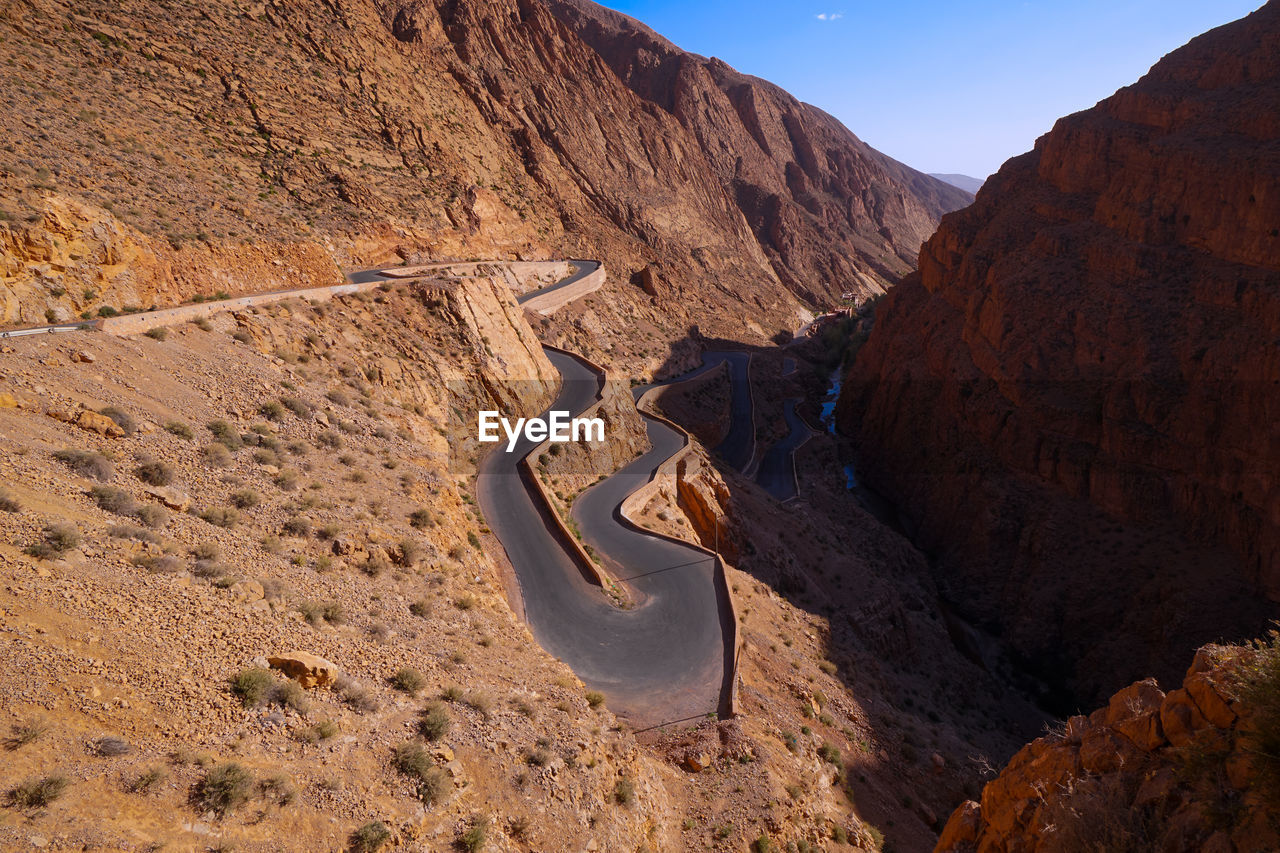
[815,12,844,21]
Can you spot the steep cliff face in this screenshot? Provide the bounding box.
[841,3,1280,706]
[937,641,1280,853]
[544,0,972,305]
[0,0,962,335]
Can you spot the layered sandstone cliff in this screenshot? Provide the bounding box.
[841,3,1280,706]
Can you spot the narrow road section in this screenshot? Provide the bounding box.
[479,347,736,727]
[514,260,599,306]
[639,351,755,473]
[754,398,813,501]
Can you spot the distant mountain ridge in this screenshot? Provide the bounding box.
[928,173,985,194]
[0,0,970,332]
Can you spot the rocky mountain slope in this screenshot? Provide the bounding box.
[0,266,1035,851]
[0,0,966,339]
[544,0,972,304]
[928,174,984,195]
[841,1,1280,709]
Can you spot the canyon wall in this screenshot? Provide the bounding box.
[841,2,1280,707]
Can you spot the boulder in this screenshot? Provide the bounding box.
[1184,672,1237,730]
[1134,766,1179,809]
[331,535,359,556]
[146,486,191,512]
[1113,709,1166,752]
[75,409,124,437]
[683,752,714,772]
[1160,688,1209,748]
[1106,680,1167,751]
[72,350,96,363]
[267,651,339,688]
[230,580,264,604]
[1104,679,1165,726]
[1079,726,1142,775]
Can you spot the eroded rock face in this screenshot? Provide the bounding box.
[0,195,344,327]
[936,644,1277,853]
[0,0,966,335]
[841,3,1280,705]
[543,0,971,304]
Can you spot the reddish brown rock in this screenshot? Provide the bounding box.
[936,800,980,850]
[544,0,971,304]
[1103,678,1164,726]
[935,644,1277,853]
[842,3,1280,705]
[1185,671,1238,729]
[75,409,125,438]
[1078,726,1141,774]
[1103,679,1166,750]
[1160,687,1209,748]
[267,651,339,689]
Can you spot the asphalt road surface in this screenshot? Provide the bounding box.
[478,348,733,726]
[346,268,390,284]
[637,351,755,473]
[514,260,599,305]
[0,322,95,338]
[754,398,812,501]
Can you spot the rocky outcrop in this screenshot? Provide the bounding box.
[674,450,739,564]
[937,643,1279,853]
[0,195,344,327]
[544,0,972,304]
[268,651,340,688]
[841,3,1280,704]
[73,409,126,439]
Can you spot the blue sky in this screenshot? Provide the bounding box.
[597,1,1264,179]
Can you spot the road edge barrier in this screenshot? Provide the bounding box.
[618,374,746,719]
[518,343,623,595]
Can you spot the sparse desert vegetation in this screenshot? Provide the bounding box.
[0,23,1232,847]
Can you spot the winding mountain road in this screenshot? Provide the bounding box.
[1,260,746,726]
[480,347,735,726]
[514,260,600,306]
[472,343,758,724]
[343,267,748,725]
[754,398,813,501]
[637,351,755,473]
